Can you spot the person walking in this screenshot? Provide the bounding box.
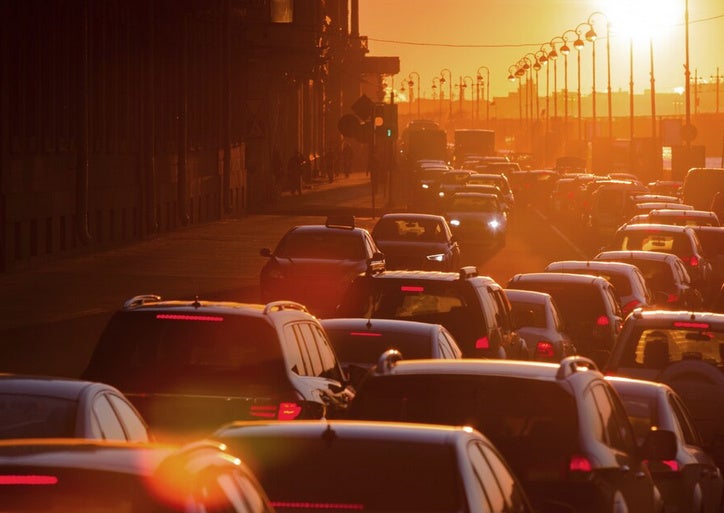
[287,151,304,195]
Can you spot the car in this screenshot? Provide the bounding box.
[435,169,475,202]
[347,356,675,513]
[690,225,724,304]
[504,289,576,362]
[370,212,460,271]
[625,202,694,222]
[548,173,595,221]
[646,208,720,227]
[465,172,515,212]
[681,167,724,211]
[0,374,151,442]
[585,181,650,239]
[82,296,354,442]
[336,266,528,360]
[506,272,623,365]
[320,317,462,387]
[594,250,705,310]
[544,260,654,317]
[606,376,724,513]
[604,309,724,471]
[606,223,713,291]
[443,191,507,248]
[507,169,559,209]
[0,438,274,513]
[646,180,683,197]
[259,216,385,317]
[212,420,539,513]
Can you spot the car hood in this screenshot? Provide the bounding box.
[266,257,368,277]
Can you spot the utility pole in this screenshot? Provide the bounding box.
[711,67,722,114]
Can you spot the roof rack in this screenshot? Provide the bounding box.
[325,215,355,229]
[555,356,599,380]
[263,300,310,315]
[123,294,162,309]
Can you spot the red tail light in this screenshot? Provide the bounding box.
[622,300,641,316]
[0,475,58,485]
[401,285,424,292]
[250,402,303,420]
[271,502,364,510]
[673,321,710,329]
[596,315,610,326]
[278,402,303,420]
[535,341,555,359]
[688,255,699,267]
[475,337,490,349]
[569,455,593,473]
[155,314,224,322]
[644,459,680,472]
[666,293,679,303]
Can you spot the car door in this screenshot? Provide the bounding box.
[590,382,658,513]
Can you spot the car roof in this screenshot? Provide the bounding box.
[546,260,641,274]
[509,272,610,286]
[595,250,680,263]
[288,224,369,236]
[625,309,724,327]
[361,267,494,284]
[215,419,477,444]
[378,212,447,222]
[321,318,441,336]
[605,375,672,398]
[617,223,694,233]
[0,374,109,400]
[649,208,716,217]
[503,289,552,304]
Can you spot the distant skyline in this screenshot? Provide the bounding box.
[358,0,724,101]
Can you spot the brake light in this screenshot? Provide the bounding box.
[673,321,710,329]
[251,402,304,420]
[155,314,224,322]
[596,315,610,326]
[278,402,303,420]
[475,337,490,349]
[666,293,679,303]
[0,475,58,485]
[250,405,277,419]
[622,300,641,316]
[687,255,699,267]
[661,460,679,471]
[350,332,382,337]
[400,285,424,292]
[569,455,593,473]
[644,459,680,472]
[271,502,364,511]
[535,341,555,359]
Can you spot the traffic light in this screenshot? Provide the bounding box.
[374,103,398,139]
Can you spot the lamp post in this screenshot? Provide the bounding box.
[538,45,551,134]
[523,53,540,122]
[508,65,523,129]
[586,11,612,138]
[440,68,453,119]
[408,71,421,118]
[560,29,578,147]
[629,36,634,142]
[548,36,564,123]
[649,36,656,139]
[432,77,442,124]
[462,75,474,120]
[477,66,490,127]
[574,23,589,141]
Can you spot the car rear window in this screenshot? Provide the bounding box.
[83,312,286,394]
[0,395,75,439]
[372,218,446,243]
[351,374,578,472]
[276,230,365,260]
[509,301,547,329]
[628,259,677,290]
[325,329,433,363]
[510,281,607,324]
[616,231,691,256]
[618,326,724,369]
[225,435,461,513]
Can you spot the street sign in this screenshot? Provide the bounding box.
[351,94,375,121]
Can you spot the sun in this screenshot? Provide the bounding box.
[605,0,683,42]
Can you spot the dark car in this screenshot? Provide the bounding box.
[336,266,528,360]
[444,191,507,248]
[82,296,353,442]
[320,317,462,387]
[604,309,724,470]
[607,223,713,292]
[213,420,539,513]
[506,272,623,365]
[594,250,705,310]
[606,376,723,513]
[0,438,274,513]
[690,225,724,304]
[370,212,460,271]
[0,374,151,442]
[259,216,384,317]
[348,356,675,513]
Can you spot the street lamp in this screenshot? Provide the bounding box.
[560,29,578,147]
[574,23,590,141]
[586,11,612,139]
[462,75,474,120]
[548,36,564,123]
[440,68,453,118]
[508,65,523,129]
[408,71,421,118]
[477,66,490,127]
[538,46,550,133]
[432,76,442,124]
[523,52,540,122]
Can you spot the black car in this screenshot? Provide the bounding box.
[260,216,384,317]
[336,266,527,360]
[370,212,460,271]
[348,356,675,513]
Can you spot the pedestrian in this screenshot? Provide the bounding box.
[287,151,304,195]
[341,140,353,178]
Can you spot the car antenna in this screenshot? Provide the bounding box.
[366,318,372,329]
[321,423,337,446]
[192,295,201,308]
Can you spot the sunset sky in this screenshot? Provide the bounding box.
[358,0,724,101]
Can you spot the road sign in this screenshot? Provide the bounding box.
[351,94,375,121]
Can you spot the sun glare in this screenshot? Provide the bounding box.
[605,0,682,42]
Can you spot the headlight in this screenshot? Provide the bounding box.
[426,253,445,262]
[488,219,500,230]
[421,183,430,189]
[438,191,445,198]
[449,219,461,227]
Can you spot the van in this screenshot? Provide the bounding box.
[681,167,724,211]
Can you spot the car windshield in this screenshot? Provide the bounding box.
[373,218,446,243]
[0,395,75,439]
[351,374,578,473]
[275,230,366,260]
[619,327,724,369]
[449,196,499,213]
[84,312,286,395]
[226,435,461,513]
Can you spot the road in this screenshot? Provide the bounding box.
[0,174,587,378]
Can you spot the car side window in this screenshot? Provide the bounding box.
[468,441,505,513]
[107,394,149,442]
[489,288,513,332]
[283,325,308,376]
[440,330,463,359]
[591,383,637,454]
[297,323,323,377]
[310,323,343,381]
[92,395,128,441]
[669,392,701,447]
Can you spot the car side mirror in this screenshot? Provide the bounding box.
[260,247,272,257]
[640,428,677,461]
